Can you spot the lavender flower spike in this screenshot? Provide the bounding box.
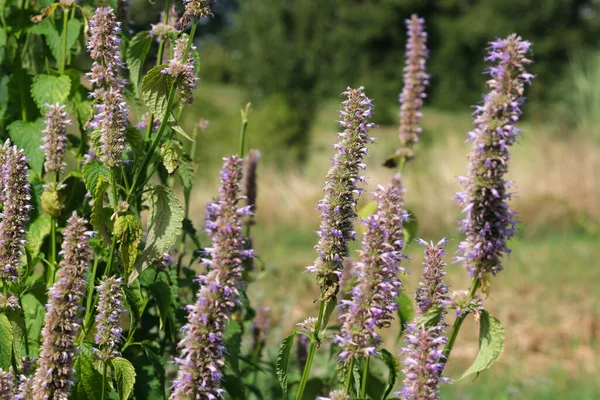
[162,35,199,104]
[456,35,534,279]
[171,156,252,400]
[337,175,408,361]
[32,212,93,400]
[0,368,16,399]
[87,7,128,167]
[42,103,70,175]
[0,140,32,281]
[415,238,449,314]
[94,276,125,361]
[184,0,214,20]
[308,87,375,297]
[398,15,429,147]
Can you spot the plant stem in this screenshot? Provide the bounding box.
[345,358,355,395]
[360,356,370,397]
[47,218,56,287]
[17,295,30,356]
[59,6,68,74]
[101,361,108,400]
[295,299,326,400]
[127,19,198,204]
[156,0,171,66]
[239,105,250,157]
[442,277,480,363]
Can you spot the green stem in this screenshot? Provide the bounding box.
[345,358,355,395]
[442,277,480,363]
[295,299,326,400]
[17,295,30,356]
[156,0,171,66]
[59,6,68,74]
[127,19,198,204]
[239,109,249,157]
[101,361,108,400]
[360,357,370,397]
[48,218,56,287]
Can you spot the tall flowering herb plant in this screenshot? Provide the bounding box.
[0,0,534,396]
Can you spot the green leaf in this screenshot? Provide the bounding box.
[170,123,194,141]
[321,296,338,332]
[125,126,143,166]
[416,305,444,329]
[141,64,173,120]
[178,158,195,192]
[0,314,13,370]
[114,214,142,281]
[77,343,104,400]
[30,74,71,111]
[7,309,25,365]
[140,340,166,395]
[149,281,173,331]
[22,293,44,358]
[276,330,296,399]
[30,19,61,62]
[380,349,399,400]
[90,176,113,245]
[111,357,136,400]
[7,119,45,175]
[126,31,153,94]
[224,321,242,375]
[83,161,112,198]
[26,213,52,259]
[131,185,183,284]
[65,19,82,57]
[222,374,247,400]
[395,292,414,337]
[123,279,148,329]
[160,141,182,174]
[458,310,505,381]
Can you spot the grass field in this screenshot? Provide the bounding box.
[181,83,599,398]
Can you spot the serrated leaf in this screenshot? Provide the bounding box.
[126,31,153,94]
[149,281,173,331]
[178,158,195,191]
[30,74,71,111]
[170,123,194,141]
[458,310,505,381]
[115,214,142,281]
[77,343,104,400]
[90,176,113,245]
[160,141,182,174]
[380,349,399,400]
[224,321,242,375]
[7,309,25,365]
[111,357,136,400]
[140,340,165,395]
[22,293,44,358]
[0,314,13,370]
[416,305,444,329]
[222,374,247,400]
[141,64,173,120]
[26,213,52,259]
[83,161,112,198]
[276,330,296,399]
[65,19,82,57]
[123,279,147,329]
[30,19,61,62]
[321,296,338,333]
[395,291,414,338]
[131,185,183,284]
[7,119,45,175]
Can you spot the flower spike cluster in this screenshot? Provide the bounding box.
[32,213,93,400]
[399,239,450,400]
[87,7,128,167]
[42,103,70,175]
[456,34,534,278]
[184,0,214,20]
[0,141,32,281]
[307,87,375,298]
[150,4,179,40]
[94,276,126,361]
[171,156,252,400]
[0,368,15,399]
[337,175,408,361]
[163,35,199,104]
[399,14,429,147]
[317,390,349,400]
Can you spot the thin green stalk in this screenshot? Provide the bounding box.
[156,0,171,66]
[59,6,68,74]
[442,277,480,363]
[295,299,326,400]
[101,361,108,400]
[345,358,355,395]
[17,295,30,356]
[360,357,370,397]
[127,19,198,204]
[48,218,56,287]
[239,105,250,157]
[83,255,99,327]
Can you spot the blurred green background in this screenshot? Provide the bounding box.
[127,1,599,398]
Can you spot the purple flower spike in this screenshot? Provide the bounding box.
[162,35,199,104]
[171,156,252,400]
[42,103,70,175]
[456,34,534,279]
[399,324,448,400]
[32,213,93,400]
[184,0,214,20]
[94,276,125,361]
[337,175,408,361]
[415,239,449,314]
[399,15,429,147]
[0,140,31,281]
[308,87,375,297]
[87,7,128,167]
[0,368,16,399]
[317,390,349,400]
